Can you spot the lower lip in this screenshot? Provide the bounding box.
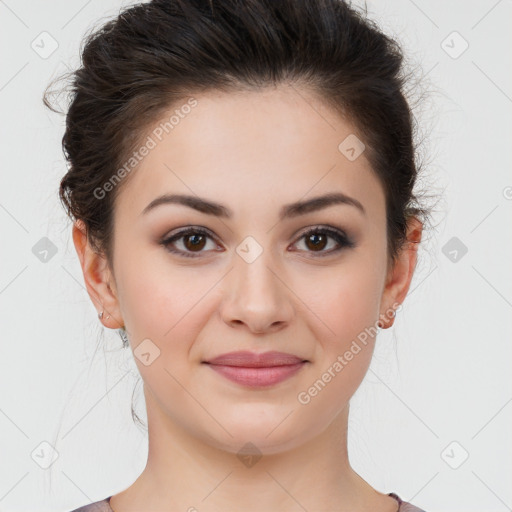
[205,362,307,387]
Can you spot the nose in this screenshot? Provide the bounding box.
[219,252,294,335]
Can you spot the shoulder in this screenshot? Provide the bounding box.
[389,492,427,512]
[400,502,427,512]
[67,497,113,512]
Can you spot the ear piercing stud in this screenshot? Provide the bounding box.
[98,310,129,347]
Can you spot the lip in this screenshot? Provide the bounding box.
[203,350,308,388]
[204,350,306,367]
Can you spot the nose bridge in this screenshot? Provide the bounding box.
[221,241,293,332]
[233,241,282,308]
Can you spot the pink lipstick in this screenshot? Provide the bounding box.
[203,350,308,387]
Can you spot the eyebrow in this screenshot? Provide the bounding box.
[140,192,366,220]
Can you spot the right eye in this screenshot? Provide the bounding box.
[160,227,221,258]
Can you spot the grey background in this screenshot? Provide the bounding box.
[0,1,511,511]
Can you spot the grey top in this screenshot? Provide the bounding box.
[68,492,427,511]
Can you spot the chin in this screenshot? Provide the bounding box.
[198,415,311,456]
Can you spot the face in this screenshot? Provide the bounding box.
[75,85,420,455]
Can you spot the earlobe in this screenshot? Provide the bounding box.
[72,220,124,329]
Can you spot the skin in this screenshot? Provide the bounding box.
[73,84,422,512]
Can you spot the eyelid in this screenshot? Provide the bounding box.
[163,225,217,241]
[293,224,349,239]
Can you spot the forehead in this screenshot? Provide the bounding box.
[114,85,385,225]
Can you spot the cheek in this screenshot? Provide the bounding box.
[295,269,380,423]
[120,269,207,341]
[301,259,383,346]
[115,251,224,384]
[116,262,211,406]
[114,232,199,325]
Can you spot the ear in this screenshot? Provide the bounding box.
[378,216,423,329]
[72,220,124,329]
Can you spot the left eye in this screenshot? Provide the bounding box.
[291,227,355,256]
[160,226,354,258]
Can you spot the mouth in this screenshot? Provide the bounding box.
[202,350,309,388]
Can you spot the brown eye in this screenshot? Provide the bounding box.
[183,233,207,252]
[304,232,328,251]
[292,226,355,257]
[160,227,219,258]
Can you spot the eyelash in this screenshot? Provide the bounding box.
[159,226,355,259]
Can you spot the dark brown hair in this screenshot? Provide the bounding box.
[44,0,436,274]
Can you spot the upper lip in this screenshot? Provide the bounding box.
[204,350,307,367]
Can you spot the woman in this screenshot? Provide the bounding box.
[45,0,433,510]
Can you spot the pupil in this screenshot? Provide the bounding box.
[307,233,326,250]
[186,234,205,250]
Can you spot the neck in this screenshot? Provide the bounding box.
[110,385,395,512]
